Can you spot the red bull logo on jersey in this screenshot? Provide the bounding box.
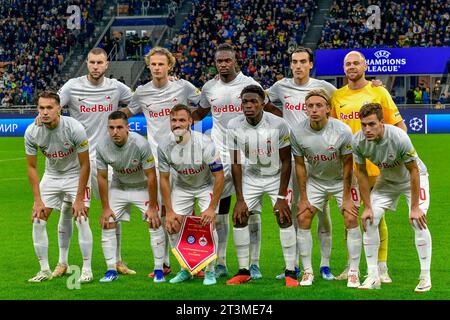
[148,108,171,118]
[42,147,75,159]
[376,160,401,169]
[177,164,206,175]
[284,102,306,111]
[79,104,113,113]
[118,163,143,174]
[306,152,337,162]
[339,111,360,120]
[213,105,242,114]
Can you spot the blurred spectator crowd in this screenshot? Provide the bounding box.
[168,0,318,88]
[318,0,449,49]
[0,0,102,107]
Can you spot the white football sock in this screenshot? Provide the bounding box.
[412,220,432,279]
[297,228,313,273]
[215,214,229,267]
[76,218,93,271]
[317,205,332,267]
[347,226,362,273]
[248,212,261,267]
[291,209,300,268]
[280,225,296,271]
[149,226,165,270]
[115,222,122,262]
[57,201,73,265]
[233,226,250,270]
[101,228,117,271]
[363,209,382,277]
[33,219,50,271]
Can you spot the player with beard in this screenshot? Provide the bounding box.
[50,48,134,279]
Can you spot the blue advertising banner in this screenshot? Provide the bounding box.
[315,47,450,76]
[0,114,213,137]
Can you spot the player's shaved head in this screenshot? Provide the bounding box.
[344,51,366,63]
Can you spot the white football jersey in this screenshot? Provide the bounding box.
[58,76,133,153]
[200,72,263,164]
[291,118,353,181]
[96,131,155,189]
[227,112,290,177]
[352,124,428,184]
[25,116,89,178]
[266,77,336,129]
[158,131,220,190]
[128,79,201,157]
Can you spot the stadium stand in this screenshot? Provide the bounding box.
[317,0,449,49]
[168,0,319,88]
[0,0,102,106]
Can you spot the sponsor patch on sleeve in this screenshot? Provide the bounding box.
[345,144,353,151]
[282,135,290,144]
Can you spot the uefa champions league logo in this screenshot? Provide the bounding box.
[409,117,423,132]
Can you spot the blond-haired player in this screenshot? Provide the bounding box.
[122,46,201,278]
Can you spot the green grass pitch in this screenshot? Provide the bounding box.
[0,135,449,300]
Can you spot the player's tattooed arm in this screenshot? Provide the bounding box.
[341,154,358,217]
[405,160,427,230]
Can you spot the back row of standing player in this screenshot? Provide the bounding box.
[27,44,431,291]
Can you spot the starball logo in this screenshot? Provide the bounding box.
[366,50,407,73]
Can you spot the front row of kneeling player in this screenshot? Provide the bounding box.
[25,87,431,292]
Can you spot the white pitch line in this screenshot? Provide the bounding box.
[0,157,25,162]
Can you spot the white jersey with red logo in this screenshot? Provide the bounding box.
[128,79,200,157]
[290,118,353,181]
[200,72,262,164]
[352,124,428,184]
[96,132,156,189]
[266,78,336,130]
[227,112,291,178]
[58,76,133,153]
[157,131,220,190]
[25,116,89,178]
